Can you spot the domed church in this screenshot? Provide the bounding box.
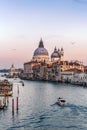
[32,38,49,62]
[51,47,64,62]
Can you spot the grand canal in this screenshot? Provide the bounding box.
[0,75,87,130]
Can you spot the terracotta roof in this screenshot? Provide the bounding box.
[64,68,83,73]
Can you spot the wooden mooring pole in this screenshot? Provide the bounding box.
[16,97,18,111]
[12,99,14,114]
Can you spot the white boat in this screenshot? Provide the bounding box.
[57,97,66,106]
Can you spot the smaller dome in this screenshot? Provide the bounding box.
[51,47,60,58]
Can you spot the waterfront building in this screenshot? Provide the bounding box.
[60,61,69,72]
[23,61,40,79]
[9,64,19,77]
[51,61,62,81]
[21,38,84,82]
[61,70,74,83]
[84,66,87,73]
[38,62,47,80]
[71,72,87,85]
[32,62,41,80]
[45,63,52,80]
[68,61,84,72]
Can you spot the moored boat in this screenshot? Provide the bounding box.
[0,99,5,109]
[0,91,13,96]
[0,79,13,97]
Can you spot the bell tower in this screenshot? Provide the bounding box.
[60,48,64,61]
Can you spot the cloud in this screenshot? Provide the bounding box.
[74,0,87,4]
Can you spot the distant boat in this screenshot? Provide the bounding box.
[19,81,24,86]
[57,97,66,106]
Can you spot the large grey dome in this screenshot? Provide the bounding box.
[34,39,49,56]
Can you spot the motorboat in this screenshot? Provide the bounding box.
[57,97,66,106]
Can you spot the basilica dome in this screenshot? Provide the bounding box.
[33,39,49,62]
[34,39,49,56]
[51,47,60,58]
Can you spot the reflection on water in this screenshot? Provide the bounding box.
[0,75,87,129]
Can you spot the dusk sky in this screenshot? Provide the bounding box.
[0,0,87,69]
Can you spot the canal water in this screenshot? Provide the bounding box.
[0,76,87,130]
